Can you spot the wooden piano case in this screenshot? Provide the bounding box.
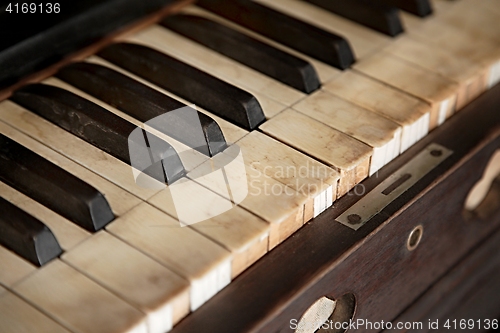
[1,1,499,332]
[171,82,500,332]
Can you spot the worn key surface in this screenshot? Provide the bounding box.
[257,0,391,60]
[0,291,72,333]
[56,62,227,157]
[353,51,459,128]
[0,134,114,232]
[161,14,321,94]
[324,70,430,152]
[62,231,191,332]
[98,43,266,131]
[197,0,355,69]
[229,131,339,219]
[0,197,62,267]
[0,245,36,288]
[259,109,372,197]
[107,202,232,311]
[302,0,404,36]
[293,90,402,174]
[13,259,148,333]
[11,83,186,186]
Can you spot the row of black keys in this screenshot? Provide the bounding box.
[1,0,432,268]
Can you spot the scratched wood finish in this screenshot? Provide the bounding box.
[170,80,500,333]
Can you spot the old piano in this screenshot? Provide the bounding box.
[0,0,499,332]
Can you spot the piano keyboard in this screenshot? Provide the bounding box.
[1,0,499,332]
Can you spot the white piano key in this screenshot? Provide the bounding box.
[293,90,402,175]
[178,154,309,249]
[62,231,191,332]
[231,131,339,219]
[0,245,36,288]
[383,37,487,109]
[14,259,148,333]
[259,109,373,197]
[106,202,232,310]
[0,100,161,201]
[183,6,342,84]
[353,51,459,129]
[147,182,270,278]
[0,119,141,218]
[323,70,431,152]
[0,291,72,333]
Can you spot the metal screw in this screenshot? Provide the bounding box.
[347,214,362,225]
[430,149,442,157]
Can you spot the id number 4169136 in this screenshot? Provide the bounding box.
[5,3,60,13]
[443,319,498,330]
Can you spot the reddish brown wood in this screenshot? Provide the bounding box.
[171,84,500,333]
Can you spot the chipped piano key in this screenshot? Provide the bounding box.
[259,109,373,197]
[228,131,339,219]
[106,202,233,311]
[293,90,402,175]
[353,51,459,127]
[324,70,430,152]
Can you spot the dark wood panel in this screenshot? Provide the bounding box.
[386,226,500,332]
[171,84,500,333]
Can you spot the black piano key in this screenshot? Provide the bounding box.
[160,14,321,94]
[0,0,179,88]
[369,0,432,17]
[56,62,227,157]
[0,197,63,267]
[0,135,114,232]
[98,42,266,131]
[197,0,355,69]
[302,0,404,37]
[10,84,186,185]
